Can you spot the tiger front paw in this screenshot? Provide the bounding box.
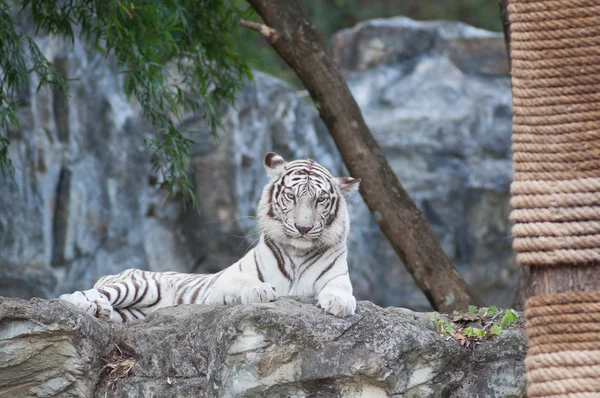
[317,289,356,317]
[59,290,113,321]
[241,283,278,305]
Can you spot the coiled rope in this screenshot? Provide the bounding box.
[509,0,600,267]
[526,292,600,396]
[508,0,600,396]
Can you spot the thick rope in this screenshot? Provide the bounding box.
[508,1,600,396]
[508,0,600,267]
[525,292,600,397]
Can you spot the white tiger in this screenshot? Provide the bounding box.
[59,152,360,322]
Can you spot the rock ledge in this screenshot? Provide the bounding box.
[0,297,526,397]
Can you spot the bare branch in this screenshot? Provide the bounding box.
[239,19,278,44]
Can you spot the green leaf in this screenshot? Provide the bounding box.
[464,327,474,337]
[444,324,455,334]
[468,305,478,313]
[1,0,252,205]
[431,318,443,332]
[490,324,503,335]
[453,310,461,315]
[487,305,498,315]
[501,309,519,327]
[474,328,486,337]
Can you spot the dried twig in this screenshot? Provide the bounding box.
[239,19,278,44]
[98,343,136,393]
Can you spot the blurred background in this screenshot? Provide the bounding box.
[238,0,503,86]
[0,0,516,311]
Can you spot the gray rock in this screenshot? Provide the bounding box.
[0,297,526,398]
[332,17,515,309]
[0,297,111,397]
[0,15,515,310]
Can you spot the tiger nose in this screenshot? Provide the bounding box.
[295,224,312,235]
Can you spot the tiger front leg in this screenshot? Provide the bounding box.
[316,272,356,318]
[241,282,278,304]
[206,265,278,306]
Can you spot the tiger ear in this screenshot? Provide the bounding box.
[337,177,361,196]
[264,152,287,179]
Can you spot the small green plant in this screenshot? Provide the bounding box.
[444,324,455,334]
[432,318,455,335]
[501,309,519,326]
[433,305,520,348]
[490,324,503,335]
[463,327,485,338]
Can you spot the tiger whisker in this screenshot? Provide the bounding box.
[236,227,262,251]
[231,215,258,222]
[243,235,262,255]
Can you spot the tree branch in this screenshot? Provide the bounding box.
[498,0,511,69]
[239,19,278,44]
[245,0,483,312]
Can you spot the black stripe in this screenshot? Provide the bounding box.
[254,251,265,282]
[302,247,327,265]
[191,277,211,303]
[129,308,144,319]
[82,290,94,303]
[298,248,316,258]
[204,270,224,292]
[115,282,130,307]
[312,164,333,177]
[98,288,112,302]
[314,251,346,287]
[115,309,127,323]
[267,183,275,218]
[178,277,204,304]
[298,248,327,279]
[283,250,296,269]
[275,182,285,199]
[179,276,200,289]
[326,197,339,226]
[112,284,124,307]
[175,276,202,303]
[265,238,291,280]
[129,280,141,305]
[200,270,225,303]
[317,271,349,295]
[129,279,149,307]
[146,275,162,308]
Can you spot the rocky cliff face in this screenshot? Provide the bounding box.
[0,297,527,398]
[0,16,514,310]
[331,18,514,308]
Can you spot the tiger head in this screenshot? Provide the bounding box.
[258,152,360,251]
